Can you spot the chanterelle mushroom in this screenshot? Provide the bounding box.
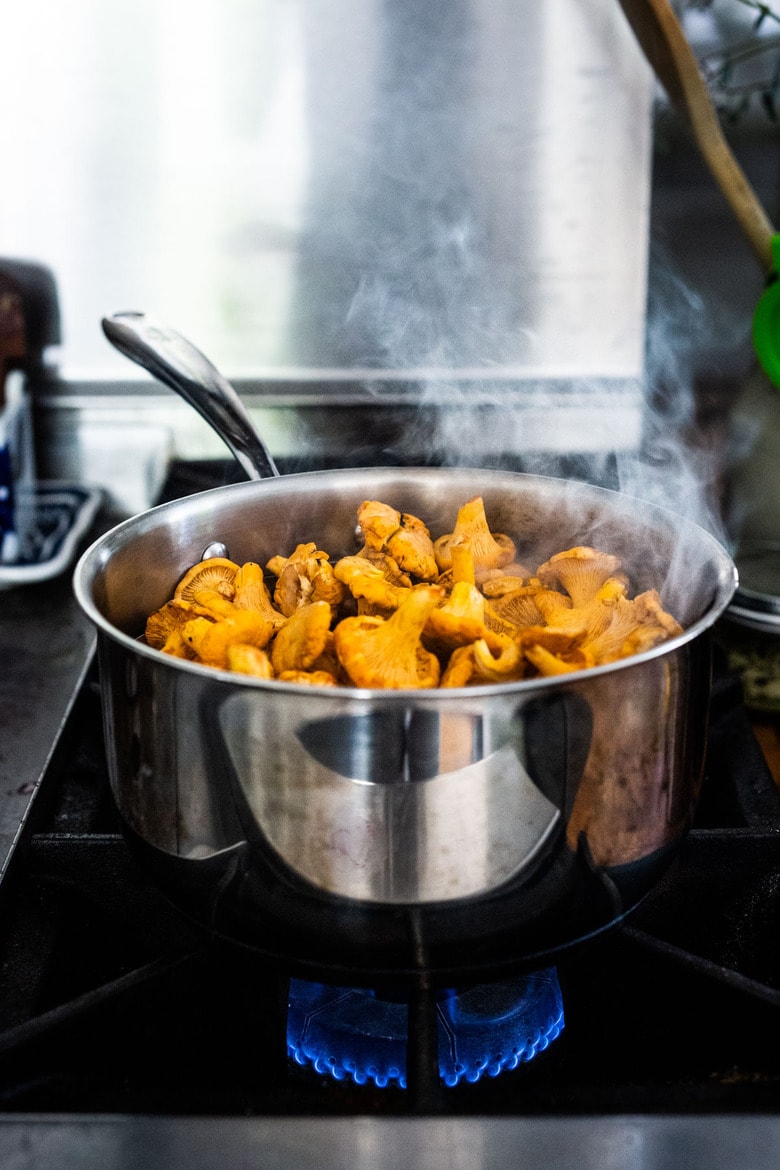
[334,585,443,689]
[433,496,515,579]
[590,589,683,664]
[520,624,590,676]
[232,562,286,631]
[426,541,510,652]
[226,643,274,679]
[357,547,413,589]
[144,599,201,659]
[276,669,340,687]
[334,555,411,612]
[181,609,274,670]
[536,546,622,607]
[268,543,344,616]
[534,577,626,642]
[174,557,239,607]
[426,581,487,650]
[440,635,524,687]
[357,500,438,581]
[482,582,549,633]
[270,600,333,675]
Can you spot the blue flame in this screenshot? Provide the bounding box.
[287,968,564,1089]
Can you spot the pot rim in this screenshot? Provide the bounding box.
[73,466,738,699]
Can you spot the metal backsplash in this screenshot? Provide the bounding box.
[14,1,653,514]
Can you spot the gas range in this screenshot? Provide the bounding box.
[0,462,779,1168]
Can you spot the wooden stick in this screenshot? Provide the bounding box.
[617,0,777,275]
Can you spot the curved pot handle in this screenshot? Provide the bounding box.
[101,311,280,481]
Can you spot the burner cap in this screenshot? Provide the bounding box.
[287,969,564,1089]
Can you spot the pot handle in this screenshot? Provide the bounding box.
[101,311,280,481]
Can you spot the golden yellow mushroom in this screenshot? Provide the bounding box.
[433,496,516,578]
[144,599,202,659]
[334,555,411,612]
[182,609,275,670]
[534,578,626,643]
[357,500,438,581]
[523,643,585,676]
[440,634,524,687]
[276,669,340,687]
[599,589,683,663]
[482,582,550,632]
[232,562,287,631]
[356,500,403,551]
[536,546,622,607]
[267,543,343,616]
[520,624,590,676]
[426,581,487,651]
[174,557,239,607]
[226,643,275,678]
[270,600,333,675]
[334,585,443,689]
[357,547,413,589]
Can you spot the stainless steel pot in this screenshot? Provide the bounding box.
[74,463,739,968]
[74,463,736,976]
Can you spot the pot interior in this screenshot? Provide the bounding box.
[77,466,736,660]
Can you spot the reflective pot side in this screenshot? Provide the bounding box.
[79,467,732,927]
[97,626,709,910]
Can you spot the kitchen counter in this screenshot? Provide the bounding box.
[0,568,95,884]
[2,1114,780,1170]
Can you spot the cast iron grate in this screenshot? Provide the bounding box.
[0,643,777,1115]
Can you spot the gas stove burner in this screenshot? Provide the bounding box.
[287,968,564,1089]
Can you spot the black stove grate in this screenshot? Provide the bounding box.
[0,461,779,1116]
[0,642,777,1115]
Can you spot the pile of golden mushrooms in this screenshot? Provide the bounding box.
[144,495,683,689]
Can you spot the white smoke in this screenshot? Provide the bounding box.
[615,238,738,545]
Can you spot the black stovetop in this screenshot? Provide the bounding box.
[0,460,779,1120]
[0,622,778,1117]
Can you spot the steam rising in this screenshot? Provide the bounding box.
[616,240,732,545]
[312,1,738,580]
[345,230,733,555]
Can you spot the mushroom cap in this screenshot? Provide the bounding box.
[536,546,622,607]
[334,555,411,611]
[425,581,487,650]
[174,557,239,606]
[433,496,516,575]
[226,643,274,678]
[386,514,438,581]
[270,600,333,674]
[271,543,335,617]
[357,500,438,580]
[144,598,200,648]
[357,500,403,550]
[233,562,287,630]
[483,583,548,631]
[357,547,413,589]
[182,609,275,669]
[523,643,585,676]
[441,635,524,686]
[334,585,443,689]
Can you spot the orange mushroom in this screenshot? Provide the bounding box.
[334,585,443,689]
[174,557,239,607]
[181,609,274,670]
[357,500,438,580]
[433,496,515,579]
[270,600,333,675]
[536,546,622,607]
